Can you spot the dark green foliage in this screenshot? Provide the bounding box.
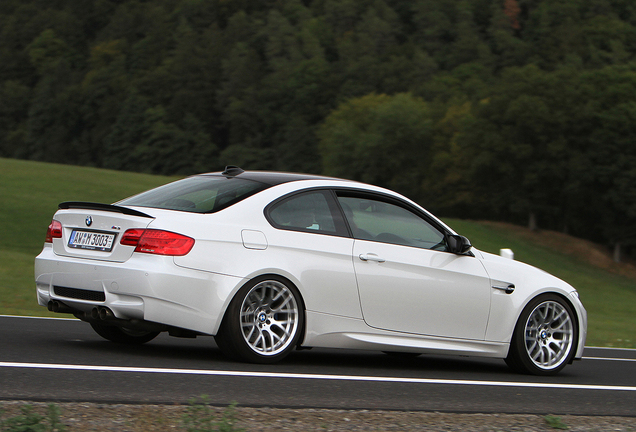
[320,93,434,199]
[443,63,636,247]
[545,415,569,430]
[1,0,636,255]
[0,404,66,432]
[182,397,244,432]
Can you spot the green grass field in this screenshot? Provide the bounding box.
[0,158,172,315]
[1,157,634,347]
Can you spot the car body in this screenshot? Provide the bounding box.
[35,167,587,375]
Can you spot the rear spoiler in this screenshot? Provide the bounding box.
[58,201,154,218]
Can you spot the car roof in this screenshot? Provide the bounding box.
[200,169,351,187]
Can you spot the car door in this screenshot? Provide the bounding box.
[265,189,362,319]
[337,193,491,340]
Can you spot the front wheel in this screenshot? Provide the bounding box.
[90,322,160,344]
[215,276,304,363]
[506,294,578,375]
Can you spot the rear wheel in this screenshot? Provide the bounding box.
[90,322,160,344]
[506,294,577,375]
[215,276,304,363]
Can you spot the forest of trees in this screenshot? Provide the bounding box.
[1,0,635,258]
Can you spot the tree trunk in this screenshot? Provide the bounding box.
[613,242,621,263]
[528,212,538,231]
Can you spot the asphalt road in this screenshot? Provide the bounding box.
[1,315,634,416]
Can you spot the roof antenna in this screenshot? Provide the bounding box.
[222,166,244,177]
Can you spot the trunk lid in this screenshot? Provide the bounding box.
[51,202,155,263]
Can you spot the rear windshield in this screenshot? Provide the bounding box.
[117,175,268,213]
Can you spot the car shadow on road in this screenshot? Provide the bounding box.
[285,348,513,376]
[56,331,515,378]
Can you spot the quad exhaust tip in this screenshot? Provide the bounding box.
[47,300,73,314]
[49,301,194,338]
[91,306,115,321]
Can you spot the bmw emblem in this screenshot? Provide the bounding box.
[85,216,93,227]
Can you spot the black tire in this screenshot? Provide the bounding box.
[90,322,160,344]
[506,294,578,375]
[215,276,304,364]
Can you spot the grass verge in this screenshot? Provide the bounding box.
[2,401,636,432]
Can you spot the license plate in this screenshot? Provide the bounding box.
[68,230,116,252]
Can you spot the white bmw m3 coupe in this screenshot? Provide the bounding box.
[35,166,587,375]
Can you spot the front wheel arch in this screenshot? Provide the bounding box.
[215,274,306,364]
[506,293,579,375]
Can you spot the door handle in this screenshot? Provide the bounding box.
[359,253,385,263]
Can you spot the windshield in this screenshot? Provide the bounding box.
[117,175,268,213]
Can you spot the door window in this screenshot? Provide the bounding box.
[337,195,446,250]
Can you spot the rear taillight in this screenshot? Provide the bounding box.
[120,229,194,256]
[45,220,63,243]
[120,229,144,246]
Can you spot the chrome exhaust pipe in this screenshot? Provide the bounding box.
[76,307,169,334]
[48,300,74,314]
[90,306,114,320]
[98,307,114,320]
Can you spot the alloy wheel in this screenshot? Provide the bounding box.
[523,300,574,370]
[239,280,300,356]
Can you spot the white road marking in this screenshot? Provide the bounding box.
[0,362,635,392]
[583,357,636,362]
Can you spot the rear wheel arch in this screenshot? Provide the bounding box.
[218,273,307,330]
[215,274,307,363]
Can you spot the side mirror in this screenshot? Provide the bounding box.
[446,234,472,255]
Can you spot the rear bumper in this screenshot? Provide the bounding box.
[35,244,244,335]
